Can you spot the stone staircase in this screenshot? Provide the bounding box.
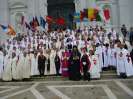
[30,75,69,81]
[100,70,118,79]
[30,70,118,81]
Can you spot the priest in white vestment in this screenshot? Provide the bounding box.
[89,50,100,79]
[2,54,12,81]
[22,52,31,79]
[30,52,39,76]
[0,49,4,79]
[16,53,24,80]
[116,46,126,76]
[103,44,110,68]
[11,53,18,80]
[108,45,117,67]
[123,49,133,77]
[50,49,56,75]
[95,45,103,72]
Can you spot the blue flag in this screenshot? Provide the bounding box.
[0,24,8,32]
[40,16,46,29]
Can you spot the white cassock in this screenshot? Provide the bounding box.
[103,46,109,68]
[123,49,133,77]
[56,40,61,50]
[95,46,103,72]
[0,51,4,79]
[108,48,117,67]
[16,55,24,80]
[50,50,56,75]
[2,56,12,81]
[22,55,31,78]
[116,48,126,75]
[89,55,100,79]
[11,57,18,80]
[30,54,39,76]
[44,54,49,75]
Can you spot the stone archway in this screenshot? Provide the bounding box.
[8,0,27,33]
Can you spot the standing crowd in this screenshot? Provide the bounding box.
[0,24,133,81]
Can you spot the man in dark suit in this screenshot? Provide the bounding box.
[38,51,46,76]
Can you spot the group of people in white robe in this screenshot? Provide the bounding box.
[0,25,133,81]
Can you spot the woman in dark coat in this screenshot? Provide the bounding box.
[69,46,81,81]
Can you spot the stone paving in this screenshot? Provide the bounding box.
[0,79,133,99]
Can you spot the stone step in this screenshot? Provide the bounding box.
[30,70,118,81]
[101,72,118,79]
[101,70,116,74]
[31,76,69,81]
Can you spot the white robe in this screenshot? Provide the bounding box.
[95,46,103,72]
[89,55,100,79]
[2,56,12,81]
[123,49,133,77]
[50,50,56,75]
[22,55,31,78]
[16,56,24,80]
[56,40,61,50]
[116,48,126,75]
[0,51,4,79]
[103,47,109,68]
[11,57,18,79]
[44,55,49,75]
[30,55,39,76]
[108,48,117,67]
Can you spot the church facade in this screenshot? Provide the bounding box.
[0,0,133,35]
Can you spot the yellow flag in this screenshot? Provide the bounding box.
[88,8,95,20]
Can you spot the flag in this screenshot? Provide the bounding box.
[25,22,31,30]
[0,24,8,32]
[95,11,102,21]
[40,16,46,28]
[88,8,95,21]
[29,20,36,32]
[83,9,88,18]
[7,25,16,36]
[94,8,102,21]
[46,16,53,23]
[74,12,80,22]
[34,16,39,27]
[80,11,84,21]
[29,17,39,31]
[32,16,39,29]
[56,17,65,25]
[103,7,110,21]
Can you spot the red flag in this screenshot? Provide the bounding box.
[46,16,53,23]
[80,11,84,21]
[104,8,110,21]
[56,17,65,25]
